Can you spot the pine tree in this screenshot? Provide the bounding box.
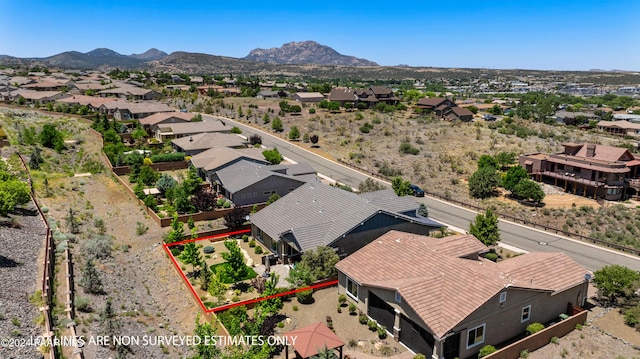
[469,208,500,246]
[80,259,103,294]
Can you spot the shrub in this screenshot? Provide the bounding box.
[277,321,284,328]
[348,303,357,314]
[551,336,559,344]
[170,248,181,256]
[231,296,240,302]
[399,142,420,155]
[367,319,377,331]
[485,253,499,262]
[149,152,185,163]
[575,323,583,330]
[338,294,347,306]
[242,234,249,242]
[292,305,298,311]
[337,304,342,313]
[81,234,113,260]
[74,297,92,312]
[526,322,545,335]
[377,326,387,339]
[136,221,148,236]
[413,355,427,359]
[254,246,263,254]
[248,239,256,248]
[519,349,529,358]
[296,290,314,304]
[479,345,497,358]
[223,201,231,208]
[359,313,368,325]
[217,198,226,206]
[203,246,215,254]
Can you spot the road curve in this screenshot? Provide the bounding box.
[207,114,640,272]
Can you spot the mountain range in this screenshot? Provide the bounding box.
[0,41,377,71]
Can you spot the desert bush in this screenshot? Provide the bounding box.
[242,234,249,242]
[348,303,357,314]
[74,296,92,312]
[296,290,314,304]
[479,345,497,358]
[526,322,545,335]
[254,246,263,254]
[377,325,387,339]
[338,294,347,306]
[81,234,113,260]
[359,313,368,324]
[249,239,256,248]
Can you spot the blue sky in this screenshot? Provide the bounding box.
[1,0,638,71]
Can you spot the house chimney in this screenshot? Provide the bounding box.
[189,136,193,142]
[586,144,596,158]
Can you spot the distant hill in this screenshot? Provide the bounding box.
[130,48,168,61]
[244,41,378,67]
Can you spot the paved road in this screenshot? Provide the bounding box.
[208,114,640,272]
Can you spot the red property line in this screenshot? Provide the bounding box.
[208,279,339,313]
[163,229,339,315]
[166,229,251,247]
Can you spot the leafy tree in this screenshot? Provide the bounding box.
[192,315,222,359]
[257,273,282,318]
[262,148,283,164]
[593,265,640,303]
[164,213,185,244]
[223,207,248,229]
[468,166,500,198]
[288,126,300,140]
[39,124,64,152]
[266,193,280,205]
[102,128,121,144]
[182,166,202,194]
[495,151,515,169]
[467,105,479,114]
[391,176,412,196]
[249,134,262,146]
[477,154,499,170]
[490,104,503,115]
[512,179,545,203]
[191,113,203,122]
[221,240,247,281]
[299,246,339,280]
[230,126,242,134]
[502,165,529,191]
[80,259,103,294]
[469,208,500,246]
[0,178,31,215]
[358,178,386,193]
[271,117,283,132]
[262,113,270,124]
[287,263,315,288]
[191,188,218,212]
[137,165,159,186]
[179,242,202,275]
[174,185,195,214]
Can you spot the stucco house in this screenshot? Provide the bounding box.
[250,184,441,261]
[171,132,248,156]
[335,230,590,359]
[190,147,270,183]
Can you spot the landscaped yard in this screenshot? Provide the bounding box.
[168,235,270,309]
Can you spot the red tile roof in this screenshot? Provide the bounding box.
[335,231,589,338]
[283,322,344,358]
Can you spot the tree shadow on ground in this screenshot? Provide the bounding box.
[0,255,21,268]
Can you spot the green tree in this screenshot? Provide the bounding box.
[164,213,185,244]
[288,126,300,140]
[287,263,315,288]
[490,104,503,115]
[39,124,64,152]
[262,113,270,124]
[29,146,43,170]
[156,173,177,194]
[469,208,500,246]
[80,259,103,294]
[262,148,283,164]
[391,176,412,196]
[302,133,310,143]
[327,101,340,111]
[502,165,529,191]
[271,117,283,132]
[230,126,242,134]
[0,179,31,215]
[66,207,81,234]
[477,154,499,170]
[257,273,282,318]
[100,298,120,346]
[179,242,202,275]
[593,265,640,303]
[208,267,228,304]
[467,105,479,114]
[495,151,515,169]
[358,178,386,193]
[468,167,500,198]
[299,246,340,280]
[512,179,545,203]
[221,240,247,281]
[192,315,222,359]
[138,165,159,186]
[266,193,280,205]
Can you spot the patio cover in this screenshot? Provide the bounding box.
[284,322,344,359]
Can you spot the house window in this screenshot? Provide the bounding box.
[499,292,507,303]
[466,323,485,349]
[521,305,531,323]
[346,277,359,301]
[395,291,401,303]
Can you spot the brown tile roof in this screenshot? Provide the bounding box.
[57,95,116,107]
[416,97,448,107]
[451,107,474,117]
[597,120,640,130]
[370,86,393,95]
[572,143,634,162]
[139,111,193,126]
[327,88,357,102]
[335,231,589,338]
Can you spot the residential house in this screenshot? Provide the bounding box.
[415,97,457,116]
[171,132,248,156]
[597,120,640,138]
[446,107,474,122]
[327,88,357,106]
[138,111,193,133]
[99,86,161,100]
[152,118,229,141]
[553,111,600,125]
[72,82,111,93]
[292,92,325,103]
[519,142,640,200]
[256,90,281,99]
[10,89,66,104]
[190,147,270,183]
[335,230,590,359]
[113,102,175,121]
[56,95,116,108]
[211,160,313,206]
[369,86,399,105]
[250,184,441,261]
[22,80,73,91]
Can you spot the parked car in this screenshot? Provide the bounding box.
[483,114,497,121]
[409,184,425,197]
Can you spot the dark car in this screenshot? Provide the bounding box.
[409,184,425,197]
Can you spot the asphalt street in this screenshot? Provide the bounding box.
[208,114,640,272]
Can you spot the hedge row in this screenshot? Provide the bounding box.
[149,152,186,163]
